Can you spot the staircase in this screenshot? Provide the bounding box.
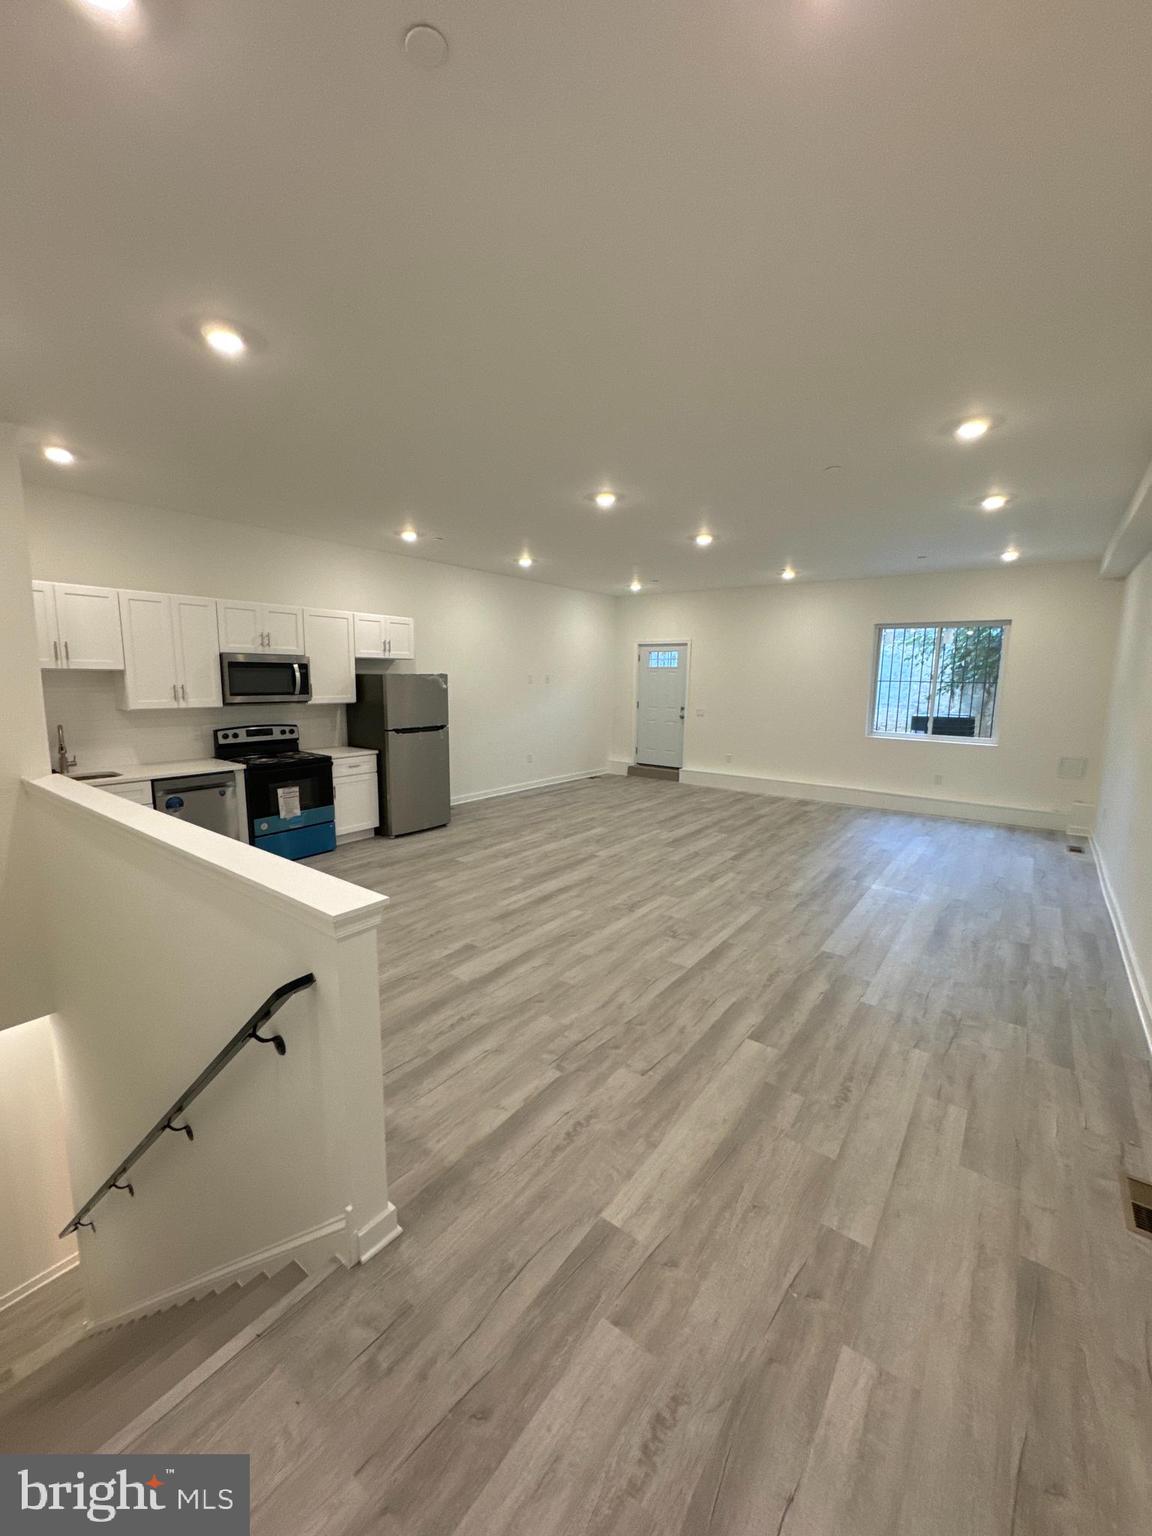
[0,1263,310,1454]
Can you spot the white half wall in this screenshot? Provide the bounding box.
[26,487,615,798]
[1095,550,1152,1041]
[28,773,394,1327]
[613,563,1121,829]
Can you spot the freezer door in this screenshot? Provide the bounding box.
[384,727,450,835]
[383,672,449,730]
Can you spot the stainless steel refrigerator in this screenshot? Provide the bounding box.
[347,672,450,836]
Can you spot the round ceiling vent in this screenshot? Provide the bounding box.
[403,24,449,69]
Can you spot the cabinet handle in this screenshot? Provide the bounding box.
[173,683,179,703]
[181,683,187,701]
[386,638,391,655]
[53,639,59,664]
[64,639,70,663]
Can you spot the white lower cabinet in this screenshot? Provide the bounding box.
[118,591,222,710]
[304,608,356,704]
[333,754,379,838]
[100,781,152,806]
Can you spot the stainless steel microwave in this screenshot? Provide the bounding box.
[220,652,312,705]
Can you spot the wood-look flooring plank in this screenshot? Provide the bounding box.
[78,777,1152,1536]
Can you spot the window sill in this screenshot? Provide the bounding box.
[867,732,999,747]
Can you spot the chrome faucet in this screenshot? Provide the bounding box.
[56,724,76,777]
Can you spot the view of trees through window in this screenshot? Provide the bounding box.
[871,623,1006,739]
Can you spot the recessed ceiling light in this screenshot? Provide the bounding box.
[400,528,418,543]
[594,490,619,510]
[79,0,135,12]
[629,579,642,592]
[781,566,796,581]
[42,445,76,465]
[955,417,991,442]
[200,322,247,358]
[981,493,1009,512]
[518,554,533,568]
[1001,546,1020,563]
[694,532,714,547]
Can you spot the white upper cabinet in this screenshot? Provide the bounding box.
[33,581,124,669]
[216,600,304,654]
[119,591,221,710]
[354,612,415,659]
[384,615,415,660]
[303,608,356,704]
[32,582,58,667]
[172,596,223,708]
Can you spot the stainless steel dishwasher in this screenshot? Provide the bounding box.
[152,773,240,840]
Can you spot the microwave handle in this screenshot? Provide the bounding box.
[292,662,303,697]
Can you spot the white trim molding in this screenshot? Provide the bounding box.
[452,768,608,806]
[352,1202,402,1265]
[664,765,1061,830]
[1091,839,1152,1057]
[0,1251,79,1316]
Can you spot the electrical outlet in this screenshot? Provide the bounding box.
[545,673,551,685]
[696,709,705,718]
[933,774,943,786]
[725,754,733,764]
[526,753,534,764]
[527,674,534,684]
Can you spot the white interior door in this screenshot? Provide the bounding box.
[635,644,688,768]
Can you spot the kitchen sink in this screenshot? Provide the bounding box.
[71,772,121,781]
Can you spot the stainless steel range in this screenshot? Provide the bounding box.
[213,723,334,860]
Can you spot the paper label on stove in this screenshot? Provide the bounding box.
[277,785,302,820]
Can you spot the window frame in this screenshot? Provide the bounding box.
[866,620,1010,747]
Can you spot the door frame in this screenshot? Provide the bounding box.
[634,639,692,766]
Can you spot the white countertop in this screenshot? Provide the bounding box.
[75,758,243,786]
[74,746,375,786]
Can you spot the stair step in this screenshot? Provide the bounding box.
[0,1263,308,1454]
[627,763,680,781]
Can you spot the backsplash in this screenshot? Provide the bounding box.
[41,671,346,771]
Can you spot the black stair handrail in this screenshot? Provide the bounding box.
[59,974,315,1239]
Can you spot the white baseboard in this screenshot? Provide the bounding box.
[612,760,1061,831]
[0,1251,79,1316]
[352,1202,402,1264]
[1091,838,1152,1058]
[86,1213,351,1333]
[452,768,609,806]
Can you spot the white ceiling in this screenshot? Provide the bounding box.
[3,0,1152,593]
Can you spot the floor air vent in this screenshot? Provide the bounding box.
[1125,1177,1152,1237]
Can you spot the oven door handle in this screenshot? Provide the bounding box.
[292,662,303,697]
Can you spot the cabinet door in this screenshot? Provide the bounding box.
[173,595,223,708]
[353,613,387,658]
[385,615,415,659]
[303,609,356,703]
[264,605,304,654]
[32,582,60,668]
[335,775,380,835]
[217,599,263,652]
[54,583,124,670]
[119,591,179,709]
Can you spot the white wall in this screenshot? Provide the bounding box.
[27,488,615,799]
[614,562,1121,828]
[0,428,73,1307]
[1095,550,1152,1037]
[28,773,394,1327]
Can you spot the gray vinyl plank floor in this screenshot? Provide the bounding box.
[124,776,1152,1534]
